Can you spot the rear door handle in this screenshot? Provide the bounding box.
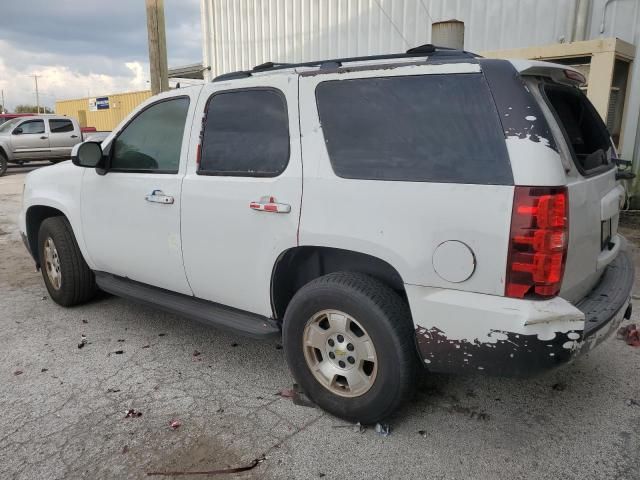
[70,135,78,138]
[250,196,291,214]
[145,189,174,204]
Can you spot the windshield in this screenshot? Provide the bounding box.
[0,118,22,133]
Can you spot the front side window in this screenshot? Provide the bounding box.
[315,73,513,185]
[49,119,74,133]
[111,97,190,172]
[199,89,289,176]
[17,120,45,135]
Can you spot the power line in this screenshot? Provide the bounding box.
[373,0,410,48]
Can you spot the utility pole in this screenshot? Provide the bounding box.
[33,75,41,114]
[1,90,5,113]
[145,0,169,95]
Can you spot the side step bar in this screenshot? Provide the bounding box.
[95,272,280,339]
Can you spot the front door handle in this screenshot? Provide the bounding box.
[250,196,291,213]
[40,136,48,140]
[70,135,79,138]
[145,189,174,204]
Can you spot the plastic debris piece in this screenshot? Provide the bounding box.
[169,419,182,430]
[13,370,23,376]
[354,422,366,434]
[117,339,125,343]
[78,335,87,349]
[82,319,88,324]
[277,388,296,399]
[41,368,48,373]
[142,345,150,349]
[124,409,142,418]
[617,324,640,347]
[107,388,121,393]
[375,423,391,437]
[418,430,427,437]
[114,350,124,355]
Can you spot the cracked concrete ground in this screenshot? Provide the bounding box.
[2,164,640,479]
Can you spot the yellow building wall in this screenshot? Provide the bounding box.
[55,90,152,131]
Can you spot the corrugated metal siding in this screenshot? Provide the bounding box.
[201,0,587,77]
[55,90,152,131]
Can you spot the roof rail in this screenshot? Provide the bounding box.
[212,44,479,82]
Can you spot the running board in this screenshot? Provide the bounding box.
[95,272,280,339]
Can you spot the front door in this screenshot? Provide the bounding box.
[80,93,199,295]
[181,77,302,317]
[11,119,49,159]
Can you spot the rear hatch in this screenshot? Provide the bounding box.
[521,66,623,303]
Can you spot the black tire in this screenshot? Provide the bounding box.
[0,152,7,177]
[38,216,97,307]
[283,272,418,424]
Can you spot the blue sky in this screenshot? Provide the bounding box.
[0,0,201,111]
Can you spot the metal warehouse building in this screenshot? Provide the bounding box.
[201,0,640,204]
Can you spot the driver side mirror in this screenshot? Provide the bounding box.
[72,141,104,168]
[13,127,23,135]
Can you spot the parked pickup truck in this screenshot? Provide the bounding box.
[19,45,634,423]
[0,115,109,176]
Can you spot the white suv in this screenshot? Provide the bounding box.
[19,46,634,423]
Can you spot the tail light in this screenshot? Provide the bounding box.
[506,186,568,299]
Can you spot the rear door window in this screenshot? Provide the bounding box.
[49,119,74,133]
[198,89,289,176]
[315,73,512,185]
[542,83,612,175]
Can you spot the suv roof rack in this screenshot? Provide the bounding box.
[212,44,480,82]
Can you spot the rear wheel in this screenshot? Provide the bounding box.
[0,152,7,177]
[38,216,97,307]
[283,272,418,423]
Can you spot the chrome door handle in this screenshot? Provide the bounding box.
[145,189,174,204]
[250,196,291,213]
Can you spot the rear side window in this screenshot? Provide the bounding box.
[315,74,512,184]
[542,84,612,175]
[199,89,289,176]
[49,119,74,133]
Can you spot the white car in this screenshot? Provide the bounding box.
[19,45,634,423]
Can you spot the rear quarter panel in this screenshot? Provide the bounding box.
[298,65,514,295]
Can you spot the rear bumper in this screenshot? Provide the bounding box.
[408,249,634,377]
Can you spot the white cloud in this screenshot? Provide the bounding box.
[0,40,150,112]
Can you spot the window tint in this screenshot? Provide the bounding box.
[543,84,612,174]
[199,89,289,176]
[17,120,45,135]
[315,74,512,184]
[111,97,190,172]
[49,119,74,133]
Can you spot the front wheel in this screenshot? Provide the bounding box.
[38,216,97,307]
[283,272,418,424]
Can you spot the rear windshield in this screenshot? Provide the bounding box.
[542,83,612,175]
[315,73,513,185]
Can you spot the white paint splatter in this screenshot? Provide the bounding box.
[525,115,537,121]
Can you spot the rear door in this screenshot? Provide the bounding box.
[180,76,302,317]
[48,118,79,158]
[11,119,49,159]
[528,77,622,302]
